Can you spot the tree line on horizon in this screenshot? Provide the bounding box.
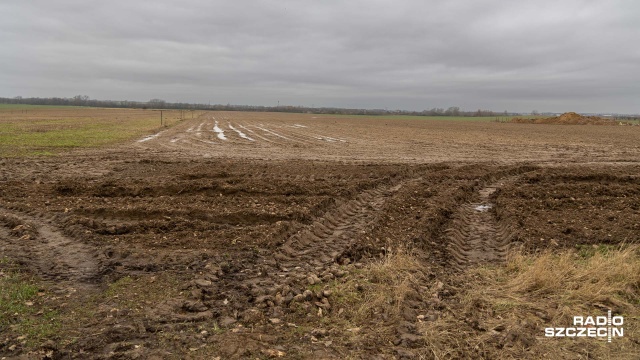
[0,96,513,117]
[2,96,637,119]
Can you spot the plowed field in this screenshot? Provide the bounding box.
[1,111,638,359]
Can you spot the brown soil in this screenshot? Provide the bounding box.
[1,111,638,359]
[126,111,640,163]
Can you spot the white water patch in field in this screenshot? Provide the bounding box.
[255,126,291,140]
[213,121,227,140]
[315,135,346,143]
[473,204,493,212]
[238,125,255,133]
[137,135,157,142]
[228,124,254,141]
[194,121,206,137]
[291,124,308,128]
[329,136,346,143]
[239,124,272,142]
[170,137,179,143]
[137,130,166,142]
[315,136,335,142]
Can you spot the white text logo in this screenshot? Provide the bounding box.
[544,310,623,342]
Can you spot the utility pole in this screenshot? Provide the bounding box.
[160,110,163,126]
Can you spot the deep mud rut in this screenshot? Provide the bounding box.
[0,206,105,285]
[280,180,411,263]
[444,178,520,270]
[1,113,639,359]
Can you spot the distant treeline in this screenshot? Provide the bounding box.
[0,96,510,117]
[2,96,637,119]
[0,96,507,116]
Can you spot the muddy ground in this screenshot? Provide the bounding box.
[1,112,639,359]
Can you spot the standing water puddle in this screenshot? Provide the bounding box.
[473,204,493,212]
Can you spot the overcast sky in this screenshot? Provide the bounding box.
[1,0,639,113]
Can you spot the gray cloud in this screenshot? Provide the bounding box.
[1,0,639,113]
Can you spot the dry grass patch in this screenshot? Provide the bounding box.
[357,248,426,319]
[421,245,640,359]
[313,248,434,353]
[506,245,639,307]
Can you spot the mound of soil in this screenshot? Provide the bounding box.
[511,112,620,125]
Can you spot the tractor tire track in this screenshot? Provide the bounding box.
[444,178,521,271]
[445,186,502,270]
[0,207,105,285]
[279,181,405,268]
[155,179,414,326]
